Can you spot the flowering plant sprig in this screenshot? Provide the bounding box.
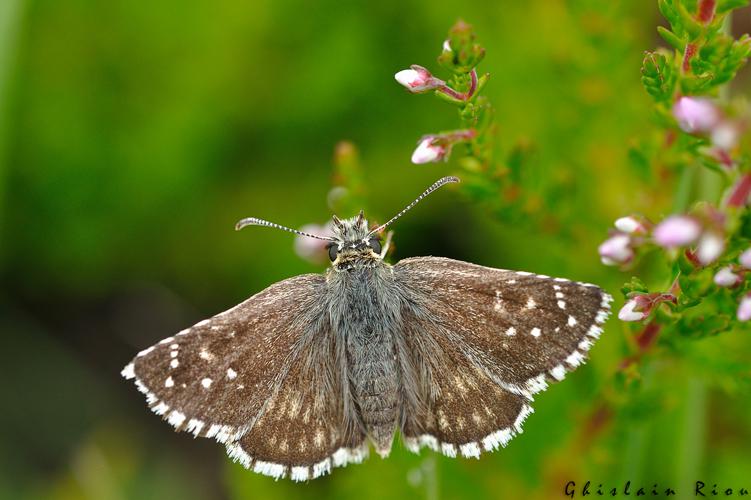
[601,0,751,342]
[394,20,546,223]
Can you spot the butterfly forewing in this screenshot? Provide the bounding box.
[394,256,612,455]
[122,274,365,480]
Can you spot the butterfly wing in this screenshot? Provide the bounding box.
[393,256,612,457]
[121,274,366,481]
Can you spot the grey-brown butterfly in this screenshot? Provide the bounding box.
[122,176,612,481]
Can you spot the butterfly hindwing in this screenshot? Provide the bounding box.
[394,256,611,455]
[121,274,365,481]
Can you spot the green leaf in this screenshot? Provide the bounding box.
[622,277,649,297]
[641,51,677,102]
[717,0,750,14]
[678,314,733,338]
[657,26,686,51]
[676,2,703,39]
[658,0,680,29]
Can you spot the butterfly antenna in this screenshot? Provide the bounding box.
[235,217,337,242]
[367,176,460,237]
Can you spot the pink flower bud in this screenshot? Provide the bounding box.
[618,293,675,322]
[614,216,647,234]
[619,298,647,322]
[394,65,445,93]
[740,248,751,269]
[696,232,725,265]
[411,137,447,164]
[672,96,721,133]
[653,215,701,248]
[598,233,633,265]
[738,294,751,322]
[714,267,739,287]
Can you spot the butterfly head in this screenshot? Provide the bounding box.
[326,211,383,269]
[234,176,459,269]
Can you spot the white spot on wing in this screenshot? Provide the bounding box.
[227,368,237,380]
[514,404,534,433]
[460,442,481,458]
[165,376,174,387]
[170,359,179,368]
[291,466,309,481]
[137,346,155,357]
[550,365,566,381]
[201,378,212,389]
[121,363,135,380]
[312,458,331,478]
[566,351,585,367]
[441,443,457,457]
[568,315,578,327]
[187,418,204,436]
[530,327,541,337]
[167,410,186,428]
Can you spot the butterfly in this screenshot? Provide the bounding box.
[122,176,612,481]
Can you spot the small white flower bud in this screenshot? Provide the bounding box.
[713,267,739,287]
[619,299,647,322]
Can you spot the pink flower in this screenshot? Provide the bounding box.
[696,232,725,265]
[394,65,445,93]
[294,223,334,263]
[598,233,633,266]
[714,267,739,287]
[672,96,721,133]
[653,215,701,248]
[738,294,751,322]
[619,298,648,322]
[614,215,647,234]
[411,137,447,164]
[740,248,751,269]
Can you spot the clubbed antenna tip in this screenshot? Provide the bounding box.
[235,217,337,242]
[368,176,460,236]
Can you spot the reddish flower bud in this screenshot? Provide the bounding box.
[395,65,445,93]
[411,137,447,164]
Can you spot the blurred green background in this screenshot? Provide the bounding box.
[2,1,750,499]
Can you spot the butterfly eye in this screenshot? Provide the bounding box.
[327,243,338,262]
[368,237,382,255]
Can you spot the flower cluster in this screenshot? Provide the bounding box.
[602,0,751,335]
[672,96,745,167]
[394,23,487,165]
